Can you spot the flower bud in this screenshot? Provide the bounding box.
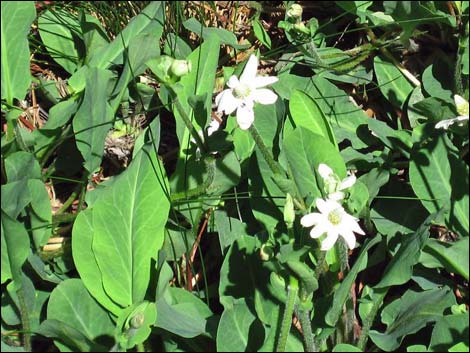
[287,4,303,21]
[170,59,192,77]
[283,193,295,228]
[260,243,274,261]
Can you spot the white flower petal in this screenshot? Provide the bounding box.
[340,229,356,249]
[321,231,339,251]
[454,94,467,108]
[301,212,323,227]
[328,191,345,202]
[315,198,340,215]
[318,164,333,179]
[240,55,259,83]
[435,115,469,129]
[216,90,240,115]
[435,119,454,130]
[227,75,240,89]
[236,103,254,130]
[206,119,220,136]
[342,213,365,235]
[252,89,278,105]
[310,224,327,239]
[339,175,356,190]
[252,76,279,88]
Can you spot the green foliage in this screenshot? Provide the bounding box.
[1,1,468,352]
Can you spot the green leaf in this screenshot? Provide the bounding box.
[409,134,469,236]
[253,18,271,49]
[73,67,114,173]
[422,63,454,103]
[4,151,41,181]
[170,37,220,145]
[371,178,428,236]
[369,288,456,351]
[41,98,79,131]
[90,145,170,307]
[374,56,414,110]
[109,31,161,112]
[421,237,469,280]
[155,287,214,338]
[306,76,370,149]
[27,179,52,248]
[214,210,245,252]
[429,313,469,352]
[283,127,346,199]
[183,18,249,50]
[287,90,336,146]
[38,9,81,74]
[69,2,164,92]
[367,119,412,158]
[1,211,30,285]
[325,235,381,326]
[219,236,271,309]
[36,319,98,352]
[217,298,265,352]
[47,279,114,347]
[1,180,31,219]
[1,1,36,105]
[333,343,363,352]
[376,210,443,288]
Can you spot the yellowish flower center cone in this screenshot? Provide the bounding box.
[327,209,342,225]
[233,83,251,99]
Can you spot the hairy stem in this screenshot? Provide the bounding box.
[297,307,317,352]
[17,288,31,351]
[249,124,283,175]
[276,277,299,352]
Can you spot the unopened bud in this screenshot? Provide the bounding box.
[287,4,303,21]
[170,59,192,77]
[260,244,274,261]
[283,193,295,227]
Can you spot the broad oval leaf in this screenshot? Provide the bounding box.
[216,298,265,352]
[369,288,456,351]
[374,56,414,110]
[38,9,81,74]
[287,90,337,147]
[47,279,114,349]
[1,212,30,285]
[73,67,114,173]
[1,1,35,105]
[283,127,346,200]
[409,134,469,236]
[91,145,170,307]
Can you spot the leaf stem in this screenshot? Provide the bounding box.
[357,287,388,350]
[276,276,299,352]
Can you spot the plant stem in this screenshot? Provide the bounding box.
[357,287,388,350]
[297,307,317,352]
[249,124,283,175]
[17,288,31,351]
[169,89,207,154]
[248,124,307,212]
[276,276,299,352]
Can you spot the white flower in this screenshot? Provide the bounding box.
[435,94,469,130]
[318,163,356,201]
[301,198,365,251]
[215,55,278,130]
